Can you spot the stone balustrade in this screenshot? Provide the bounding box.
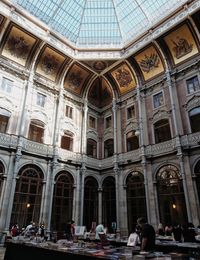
[0,131,200,169]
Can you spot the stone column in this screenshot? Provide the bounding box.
[166,70,192,222]
[80,163,86,226]
[112,98,117,154]
[74,166,81,225]
[39,161,51,225]
[81,99,88,154]
[46,154,57,236]
[177,153,192,222]
[114,164,120,231]
[0,153,14,232]
[136,85,150,222]
[72,184,76,222]
[4,145,22,231]
[98,188,102,224]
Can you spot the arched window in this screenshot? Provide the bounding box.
[28,119,45,143]
[104,139,114,158]
[51,172,74,234]
[189,107,200,133]
[87,138,97,158]
[11,165,44,228]
[126,131,139,151]
[194,160,200,204]
[83,177,98,231]
[102,177,116,233]
[0,162,5,197]
[126,172,146,233]
[0,108,11,133]
[61,130,73,151]
[154,119,171,143]
[156,165,187,226]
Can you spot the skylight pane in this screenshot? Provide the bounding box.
[78,0,121,45]
[12,0,188,47]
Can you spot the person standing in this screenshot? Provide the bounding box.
[65,220,75,240]
[137,217,155,252]
[95,223,105,240]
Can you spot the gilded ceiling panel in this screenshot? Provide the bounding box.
[81,60,117,74]
[164,24,199,65]
[1,26,36,67]
[134,45,164,81]
[111,63,136,95]
[36,46,66,82]
[88,78,112,108]
[64,63,91,96]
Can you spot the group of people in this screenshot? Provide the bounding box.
[10,218,200,253]
[10,221,46,239]
[94,218,156,252]
[128,218,200,253]
[157,222,200,242]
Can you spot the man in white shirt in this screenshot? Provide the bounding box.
[95,223,105,240]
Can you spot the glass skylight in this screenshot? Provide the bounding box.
[11,0,188,48]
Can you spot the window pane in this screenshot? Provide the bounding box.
[105,116,112,128]
[61,135,73,151]
[127,105,135,119]
[89,116,96,128]
[1,77,13,93]
[153,92,164,109]
[28,123,44,143]
[104,139,114,157]
[190,112,200,133]
[66,105,73,119]
[87,139,97,158]
[0,115,9,133]
[154,119,171,143]
[186,76,200,94]
[37,93,46,107]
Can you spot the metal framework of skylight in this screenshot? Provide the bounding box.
[11,0,189,48]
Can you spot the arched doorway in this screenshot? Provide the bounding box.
[51,171,74,234]
[11,164,44,229]
[83,176,98,231]
[156,164,187,226]
[102,176,116,233]
[126,172,146,234]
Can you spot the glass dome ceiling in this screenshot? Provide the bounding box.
[12,0,188,48]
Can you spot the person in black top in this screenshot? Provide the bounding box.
[172,223,182,242]
[182,222,196,242]
[137,217,156,252]
[65,220,75,240]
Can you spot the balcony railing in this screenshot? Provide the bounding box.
[181,132,200,147]
[145,139,176,157]
[0,133,18,149]
[23,139,53,157]
[0,131,200,169]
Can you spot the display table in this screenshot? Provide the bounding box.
[4,239,200,260]
[4,240,135,260]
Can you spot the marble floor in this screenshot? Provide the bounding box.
[0,247,5,260]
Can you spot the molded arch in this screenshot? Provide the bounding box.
[54,170,75,184]
[17,163,45,180]
[154,163,181,183]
